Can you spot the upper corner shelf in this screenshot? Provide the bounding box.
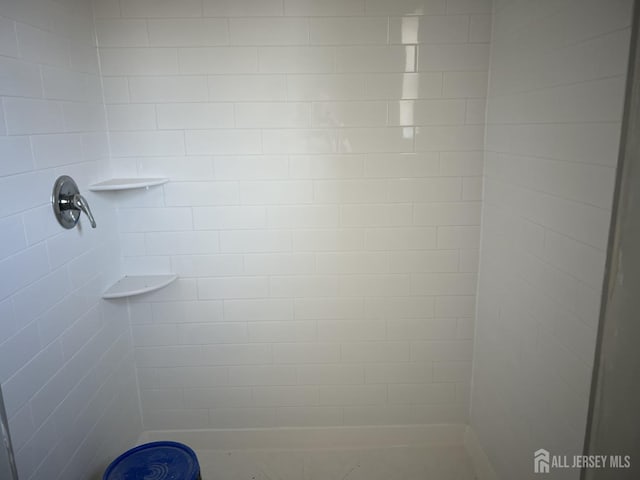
[102,274,178,300]
[89,178,168,192]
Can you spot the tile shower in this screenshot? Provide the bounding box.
[0,0,632,479]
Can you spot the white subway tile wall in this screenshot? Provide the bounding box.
[0,1,142,479]
[94,0,491,430]
[472,1,632,479]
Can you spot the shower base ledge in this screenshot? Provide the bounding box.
[138,424,466,451]
[137,424,498,480]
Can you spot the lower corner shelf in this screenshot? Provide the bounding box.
[102,274,178,299]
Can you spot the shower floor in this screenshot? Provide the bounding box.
[195,445,476,480]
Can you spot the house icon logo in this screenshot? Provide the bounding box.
[535,449,550,474]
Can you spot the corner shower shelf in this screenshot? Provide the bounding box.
[89,178,168,191]
[102,274,178,299]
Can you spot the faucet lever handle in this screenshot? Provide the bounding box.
[73,194,97,228]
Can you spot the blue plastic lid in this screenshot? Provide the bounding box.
[103,441,200,480]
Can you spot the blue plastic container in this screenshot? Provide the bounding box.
[103,441,201,480]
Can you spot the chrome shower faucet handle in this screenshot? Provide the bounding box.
[52,175,97,229]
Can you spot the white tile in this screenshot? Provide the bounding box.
[148,19,229,47]
[129,76,208,102]
[411,340,473,361]
[418,44,490,71]
[201,344,273,365]
[413,202,481,225]
[437,226,480,249]
[310,17,388,45]
[0,170,50,219]
[121,0,203,17]
[1,342,63,417]
[294,297,363,319]
[184,387,251,408]
[389,250,459,273]
[164,181,239,206]
[106,104,157,131]
[235,103,310,128]
[365,0,446,16]
[341,204,413,227]
[118,207,193,232]
[270,276,340,298]
[440,151,484,175]
[364,227,436,250]
[336,46,416,73]
[145,231,219,255]
[339,128,414,153]
[365,73,443,100]
[388,99,466,126]
[0,16,18,57]
[244,253,314,275]
[285,0,365,16]
[30,134,84,169]
[319,385,387,406]
[312,102,387,127]
[42,66,92,102]
[0,323,41,383]
[363,153,440,177]
[156,103,234,129]
[389,15,470,44]
[267,204,339,229]
[138,156,214,180]
[0,136,34,177]
[415,125,484,151]
[292,229,362,252]
[193,206,266,230]
[230,18,309,46]
[365,363,432,384]
[99,47,179,75]
[251,386,319,407]
[0,216,25,261]
[274,343,340,364]
[224,299,293,322]
[315,252,389,274]
[446,0,492,14]
[102,77,130,104]
[387,318,458,340]
[3,98,64,135]
[179,47,258,74]
[179,323,248,345]
[0,56,42,98]
[151,301,223,324]
[263,129,338,154]
[298,364,364,384]
[208,74,287,101]
[16,23,69,68]
[186,130,262,155]
[443,71,488,98]
[286,74,366,101]
[214,155,289,180]
[317,319,386,341]
[110,131,185,157]
[469,14,492,43]
[290,155,363,178]
[341,342,409,362]
[240,181,313,205]
[203,0,284,17]
[462,176,483,200]
[95,19,149,47]
[248,321,316,343]
[259,47,335,74]
[172,255,243,278]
